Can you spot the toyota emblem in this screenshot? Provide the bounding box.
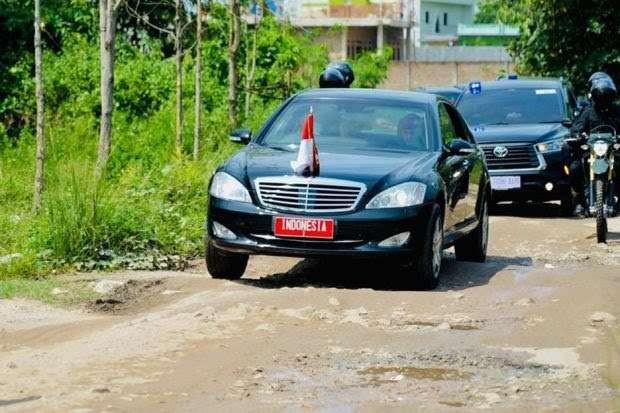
[493,146,509,158]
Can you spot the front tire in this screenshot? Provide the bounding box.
[206,239,248,279]
[560,192,575,217]
[405,205,443,290]
[595,178,607,243]
[454,197,489,262]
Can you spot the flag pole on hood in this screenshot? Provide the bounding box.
[290,107,320,177]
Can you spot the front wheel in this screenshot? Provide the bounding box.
[206,239,249,279]
[595,178,607,243]
[404,205,443,290]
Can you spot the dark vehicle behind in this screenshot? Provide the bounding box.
[457,79,577,214]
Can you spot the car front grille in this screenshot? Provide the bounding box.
[481,143,541,170]
[255,176,366,213]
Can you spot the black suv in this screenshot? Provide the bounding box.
[456,78,577,213]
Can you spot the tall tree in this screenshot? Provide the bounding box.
[33,0,45,212]
[96,0,123,178]
[193,0,204,160]
[174,0,184,156]
[506,0,619,94]
[228,0,241,126]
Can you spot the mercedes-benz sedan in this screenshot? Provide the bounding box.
[207,89,490,289]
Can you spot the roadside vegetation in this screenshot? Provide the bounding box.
[0,1,392,281]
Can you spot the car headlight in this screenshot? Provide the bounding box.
[366,182,426,209]
[593,141,609,156]
[536,138,564,153]
[209,172,252,203]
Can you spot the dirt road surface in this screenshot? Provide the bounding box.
[2,204,620,412]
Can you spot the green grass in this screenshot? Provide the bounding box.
[0,277,100,307]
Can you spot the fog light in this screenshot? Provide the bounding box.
[563,165,570,176]
[545,182,554,191]
[378,231,410,248]
[212,221,237,240]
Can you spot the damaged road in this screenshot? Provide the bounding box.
[1,205,620,412]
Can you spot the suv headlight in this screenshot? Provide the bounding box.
[536,138,564,153]
[593,141,609,156]
[366,182,426,209]
[210,172,252,203]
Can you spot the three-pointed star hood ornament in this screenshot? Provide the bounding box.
[290,107,320,177]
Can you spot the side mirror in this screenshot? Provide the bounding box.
[229,128,252,144]
[448,138,475,155]
[561,119,573,128]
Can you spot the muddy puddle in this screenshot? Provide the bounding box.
[359,366,474,382]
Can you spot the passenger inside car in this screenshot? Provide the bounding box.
[397,113,427,151]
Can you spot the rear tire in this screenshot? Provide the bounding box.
[206,239,248,279]
[455,197,489,262]
[404,205,443,290]
[595,178,607,244]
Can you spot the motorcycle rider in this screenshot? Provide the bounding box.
[569,72,620,216]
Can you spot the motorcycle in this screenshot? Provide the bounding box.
[566,125,620,243]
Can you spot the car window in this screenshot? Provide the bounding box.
[457,87,564,126]
[438,103,458,147]
[260,98,431,153]
[443,103,473,143]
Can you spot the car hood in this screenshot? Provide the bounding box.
[471,123,568,144]
[224,145,439,194]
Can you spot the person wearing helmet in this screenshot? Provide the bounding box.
[569,72,620,216]
[319,62,355,88]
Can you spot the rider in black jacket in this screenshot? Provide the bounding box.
[569,73,620,215]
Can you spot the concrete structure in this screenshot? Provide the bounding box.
[247,0,476,61]
[457,23,519,45]
[381,46,514,90]
[415,0,475,46]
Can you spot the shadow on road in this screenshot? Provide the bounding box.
[490,201,566,218]
[238,254,533,292]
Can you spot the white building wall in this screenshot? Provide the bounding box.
[420,0,474,38]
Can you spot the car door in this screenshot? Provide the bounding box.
[446,104,483,226]
[437,102,476,232]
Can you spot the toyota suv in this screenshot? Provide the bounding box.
[456,78,577,214]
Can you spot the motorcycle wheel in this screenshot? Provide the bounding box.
[595,177,607,243]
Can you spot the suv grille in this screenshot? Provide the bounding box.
[255,177,366,213]
[481,144,540,170]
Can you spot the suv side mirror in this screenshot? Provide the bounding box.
[229,128,252,144]
[561,119,573,128]
[448,138,475,155]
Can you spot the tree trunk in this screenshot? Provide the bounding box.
[33,0,45,212]
[174,0,183,157]
[193,0,203,160]
[228,0,240,126]
[96,0,119,178]
[244,15,258,120]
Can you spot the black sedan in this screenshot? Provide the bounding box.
[207,89,490,289]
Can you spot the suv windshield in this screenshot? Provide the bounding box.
[458,87,564,126]
[260,98,431,152]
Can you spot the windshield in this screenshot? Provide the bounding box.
[259,98,431,152]
[458,87,564,126]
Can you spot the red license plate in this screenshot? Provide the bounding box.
[273,216,335,240]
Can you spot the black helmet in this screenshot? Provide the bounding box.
[588,71,612,90]
[327,62,355,87]
[590,75,617,108]
[319,67,346,88]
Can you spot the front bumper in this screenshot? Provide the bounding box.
[207,198,434,258]
[489,150,571,202]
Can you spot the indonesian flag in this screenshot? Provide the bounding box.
[290,108,320,176]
